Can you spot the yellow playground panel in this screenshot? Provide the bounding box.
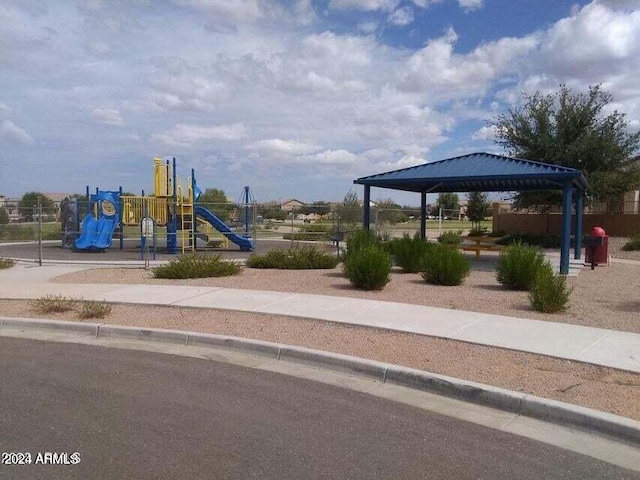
[121,157,194,227]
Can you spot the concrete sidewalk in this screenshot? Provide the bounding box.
[0,264,638,373]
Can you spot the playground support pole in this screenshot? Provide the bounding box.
[37,196,42,266]
[244,186,250,238]
[191,168,196,253]
[119,186,124,251]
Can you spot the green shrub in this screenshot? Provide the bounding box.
[247,246,339,269]
[282,232,329,241]
[342,229,379,264]
[495,243,547,290]
[622,233,640,251]
[298,224,331,233]
[495,233,561,249]
[0,257,16,269]
[421,244,470,286]
[529,263,572,313]
[29,294,78,313]
[468,226,489,237]
[437,230,463,245]
[344,244,391,290]
[388,234,433,273]
[153,254,241,279]
[79,300,112,319]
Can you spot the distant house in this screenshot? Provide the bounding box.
[0,195,5,208]
[280,199,306,212]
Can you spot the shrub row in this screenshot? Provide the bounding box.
[247,246,339,270]
[622,233,640,251]
[0,257,16,270]
[28,294,112,319]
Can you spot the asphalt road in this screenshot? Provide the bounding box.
[0,337,637,480]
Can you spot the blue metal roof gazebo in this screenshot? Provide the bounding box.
[353,152,588,274]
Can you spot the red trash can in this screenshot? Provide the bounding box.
[585,226,609,266]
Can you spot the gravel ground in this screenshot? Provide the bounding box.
[1,299,638,420]
[608,236,640,261]
[53,261,640,333]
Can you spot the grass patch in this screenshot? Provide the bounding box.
[247,246,339,269]
[153,254,241,279]
[495,243,547,291]
[79,300,112,319]
[529,263,572,313]
[0,258,16,269]
[421,244,470,286]
[282,232,329,241]
[29,294,78,314]
[622,233,640,251]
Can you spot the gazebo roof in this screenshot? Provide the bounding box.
[353,152,588,193]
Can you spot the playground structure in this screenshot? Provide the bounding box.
[63,158,254,253]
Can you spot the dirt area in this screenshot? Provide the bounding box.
[53,261,640,333]
[608,236,640,261]
[1,299,638,420]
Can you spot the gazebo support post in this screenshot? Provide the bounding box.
[574,192,584,260]
[560,182,573,275]
[363,185,371,231]
[420,191,427,240]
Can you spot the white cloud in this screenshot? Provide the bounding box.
[250,139,322,155]
[458,0,483,12]
[471,125,498,141]
[329,0,399,12]
[388,7,414,26]
[0,103,10,113]
[150,123,247,146]
[173,0,262,21]
[0,120,34,145]
[357,21,378,34]
[91,107,123,126]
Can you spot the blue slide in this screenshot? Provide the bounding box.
[75,215,117,250]
[195,205,253,251]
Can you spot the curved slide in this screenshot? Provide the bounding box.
[75,214,117,250]
[195,206,253,251]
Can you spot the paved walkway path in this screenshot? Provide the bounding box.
[0,264,638,373]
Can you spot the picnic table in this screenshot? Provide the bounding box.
[460,236,503,259]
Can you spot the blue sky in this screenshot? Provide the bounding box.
[1,0,638,205]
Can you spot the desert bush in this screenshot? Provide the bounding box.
[495,243,547,291]
[344,244,391,290]
[79,300,112,319]
[29,294,78,313]
[421,244,470,286]
[437,230,463,245]
[247,246,339,270]
[529,263,572,313]
[388,234,433,273]
[0,258,16,269]
[468,226,489,237]
[153,254,241,279]
[622,233,640,251]
[495,233,562,249]
[342,229,379,264]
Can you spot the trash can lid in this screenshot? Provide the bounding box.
[591,226,606,236]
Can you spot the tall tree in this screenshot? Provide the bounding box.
[197,188,233,222]
[0,206,9,225]
[435,192,459,217]
[18,192,55,221]
[494,85,640,210]
[375,198,404,224]
[466,192,490,229]
[338,189,361,229]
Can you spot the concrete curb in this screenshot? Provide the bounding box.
[1,316,639,445]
